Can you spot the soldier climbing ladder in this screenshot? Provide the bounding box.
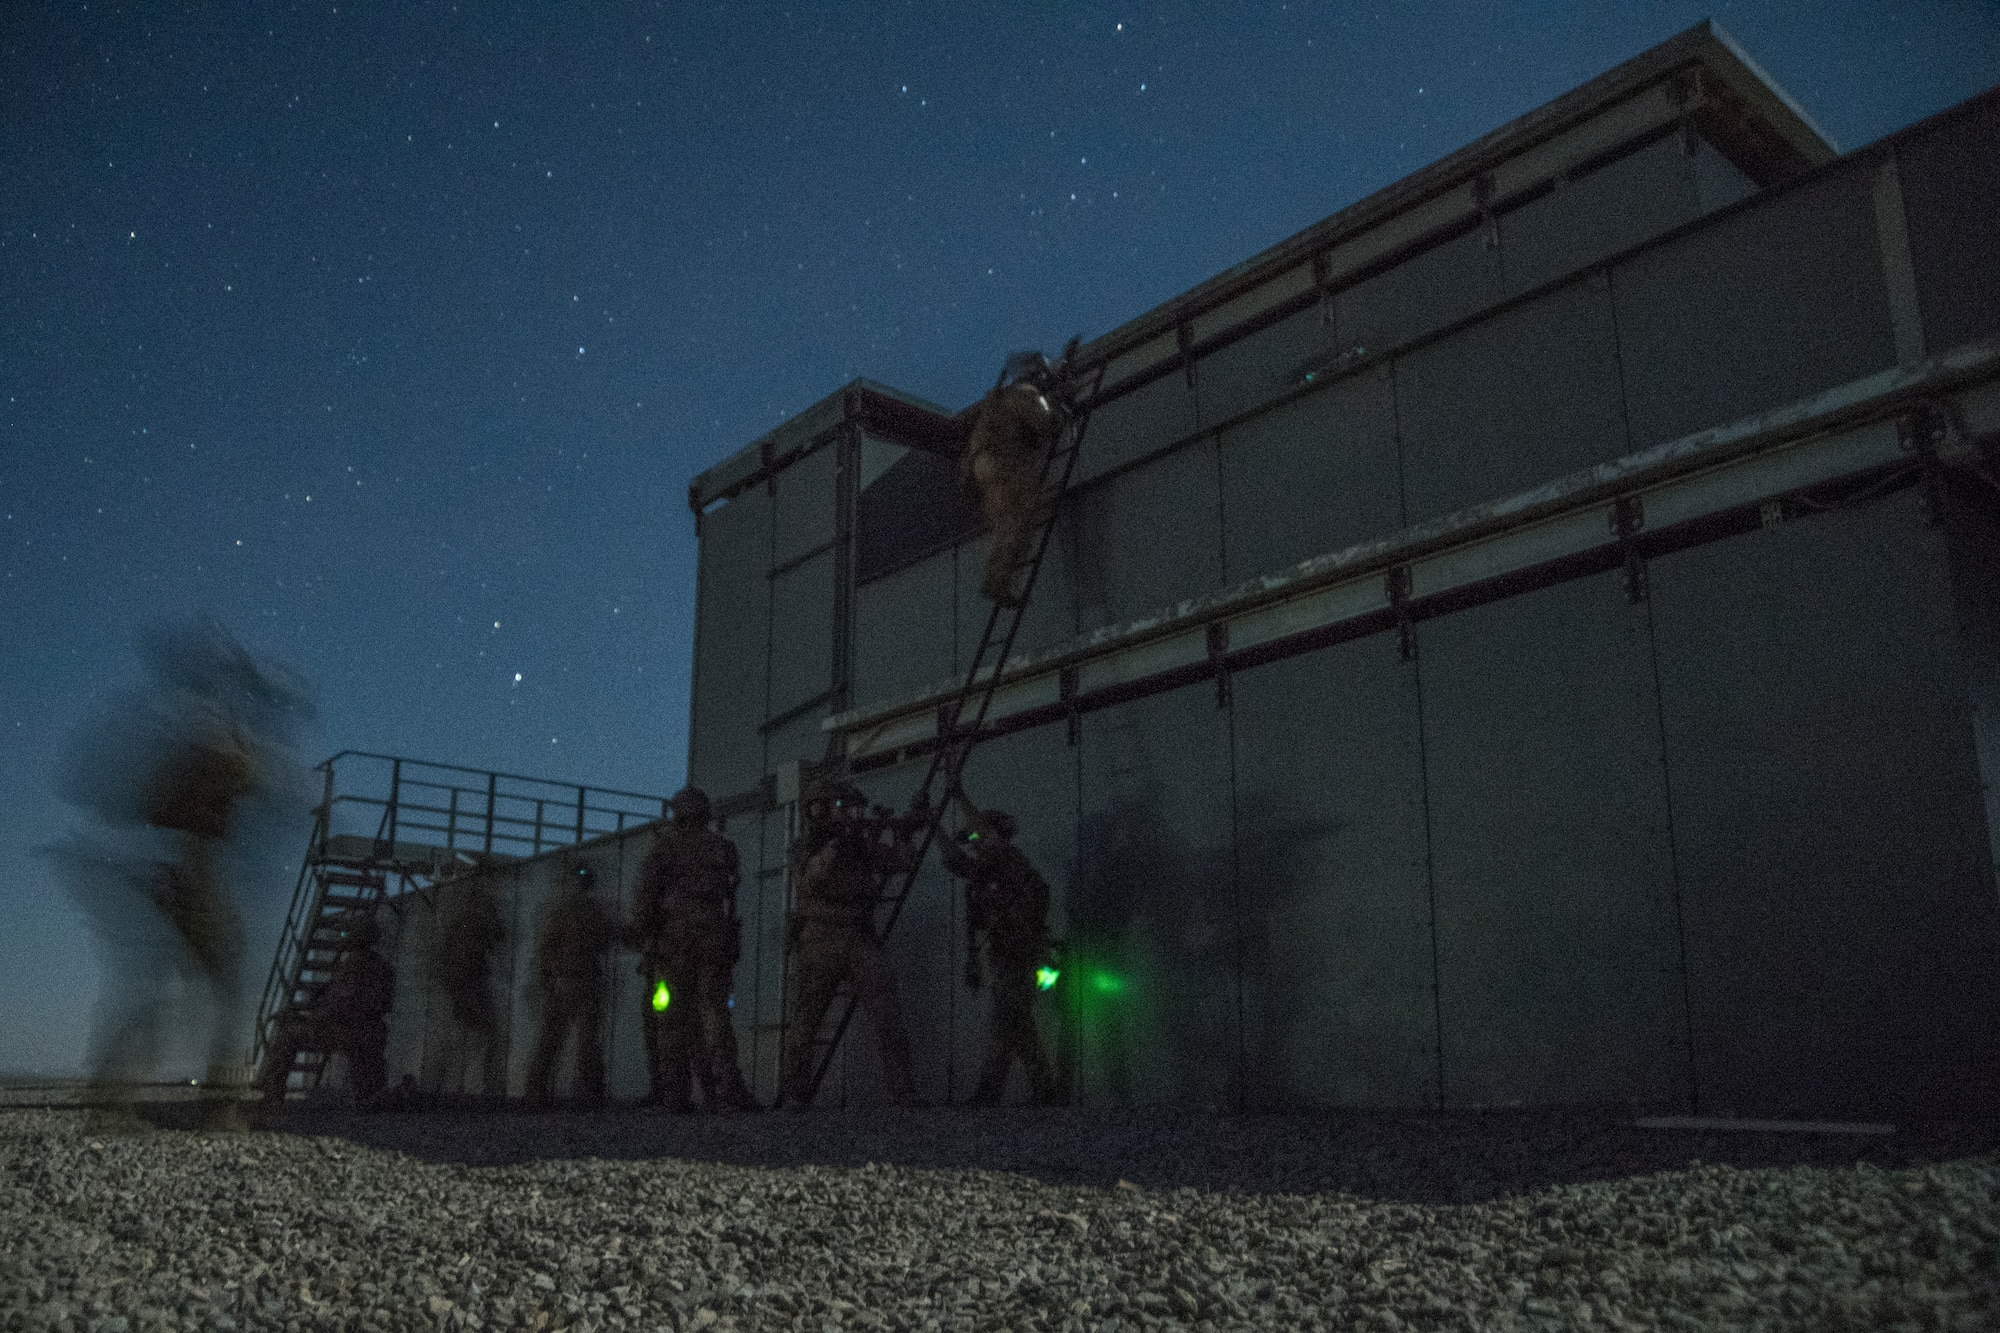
[786,345,1102,1107]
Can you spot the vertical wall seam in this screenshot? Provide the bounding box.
[1072,717,1086,1105]
[1871,151,1927,368]
[1607,261,1700,1114]
[754,486,779,1102]
[1391,360,1447,1109]
[686,507,706,788]
[1212,425,1248,1108]
[1643,592,1700,1115]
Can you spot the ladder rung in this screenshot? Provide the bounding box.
[321,871,381,886]
[320,893,374,909]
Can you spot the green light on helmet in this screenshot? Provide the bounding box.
[651,980,671,1012]
[1035,966,1060,991]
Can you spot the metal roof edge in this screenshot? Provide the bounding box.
[692,377,965,509]
[1072,20,1831,373]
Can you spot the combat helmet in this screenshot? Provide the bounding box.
[964,809,1017,843]
[803,777,865,811]
[669,784,712,824]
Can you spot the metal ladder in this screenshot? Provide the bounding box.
[250,807,391,1097]
[791,363,1102,1106]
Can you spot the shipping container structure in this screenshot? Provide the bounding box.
[312,23,2000,1120]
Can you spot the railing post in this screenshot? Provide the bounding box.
[576,786,588,845]
[447,788,460,850]
[485,772,497,855]
[533,799,545,855]
[385,759,402,857]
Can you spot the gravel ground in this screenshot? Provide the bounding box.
[3,1103,1997,1332]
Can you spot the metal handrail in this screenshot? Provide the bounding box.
[249,751,670,1083]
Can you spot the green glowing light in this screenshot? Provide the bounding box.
[651,980,671,1012]
[966,831,980,841]
[1089,971,1125,995]
[1035,967,1060,991]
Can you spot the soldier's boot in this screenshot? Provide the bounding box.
[710,1052,760,1112]
[967,1049,1010,1107]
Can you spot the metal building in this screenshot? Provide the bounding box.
[681,22,2000,1119]
[261,24,2000,1119]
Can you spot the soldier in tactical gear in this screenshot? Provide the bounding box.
[631,786,757,1111]
[260,910,395,1106]
[433,878,508,1098]
[526,861,616,1106]
[941,794,1060,1105]
[961,349,1073,607]
[778,779,921,1110]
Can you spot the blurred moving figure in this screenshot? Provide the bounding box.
[526,861,616,1107]
[257,910,396,1107]
[48,616,313,1129]
[433,877,509,1098]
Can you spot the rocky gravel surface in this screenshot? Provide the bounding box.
[3,1104,1997,1332]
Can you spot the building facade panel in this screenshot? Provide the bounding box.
[1333,226,1504,364]
[1195,301,1340,427]
[1898,93,2000,354]
[1075,683,1238,1106]
[1073,439,1226,634]
[688,489,771,803]
[955,516,1078,671]
[770,441,839,569]
[1419,568,1691,1111]
[1228,630,1438,1110]
[1218,366,1401,581]
[762,707,829,778]
[738,810,792,1104]
[382,893,435,1095]
[594,838,652,1103]
[765,550,837,721]
[1396,274,1632,526]
[853,548,955,709]
[1496,132,1706,298]
[1691,135,1757,213]
[1941,484,2000,893]
[1077,370,1199,485]
[1610,160,1897,450]
[1649,490,2000,1118]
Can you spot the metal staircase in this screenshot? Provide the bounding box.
[251,751,669,1099]
[791,359,1103,1106]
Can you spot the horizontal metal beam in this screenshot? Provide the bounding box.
[828,339,2000,763]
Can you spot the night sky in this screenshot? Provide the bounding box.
[4,2,1995,1078]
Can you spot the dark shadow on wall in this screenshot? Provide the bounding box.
[1226,788,1344,1111]
[1070,792,1237,1107]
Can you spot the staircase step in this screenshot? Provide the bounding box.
[320,894,375,910]
[320,871,383,887]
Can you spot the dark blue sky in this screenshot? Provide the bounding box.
[4,1,1995,1076]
